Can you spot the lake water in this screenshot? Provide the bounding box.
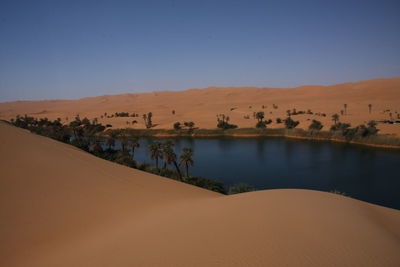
[113,137,400,210]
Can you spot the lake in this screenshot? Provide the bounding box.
[113,137,400,210]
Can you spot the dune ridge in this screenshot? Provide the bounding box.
[1,122,399,266]
[1,77,400,135]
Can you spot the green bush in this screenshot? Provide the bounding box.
[284,117,299,129]
[330,122,351,132]
[217,121,238,130]
[115,151,136,168]
[185,176,226,194]
[228,183,255,194]
[256,119,272,129]
[309,120,323,131]
[173,122,181,130]
[330,190,350,197]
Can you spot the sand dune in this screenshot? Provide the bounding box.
[0,77,400,135]
[1,122,399,266]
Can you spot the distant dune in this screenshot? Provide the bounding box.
[1,122,399,266]
[0,77,400,135]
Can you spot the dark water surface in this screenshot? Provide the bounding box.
[116,137,400,210]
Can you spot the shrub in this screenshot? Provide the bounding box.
[217,121,238,129]
[183,121,195,131]
[114,112,130,117]
[256,119,272,129]
[255,111,265,122]
[228,183,255,194]
[216,114,237,130]
[256,121,266,128]
[309,120,323,131]
[354,124,379,138]
[330,190,350,197]
[186,176,226,194]
[173,122,182,130]
[330,122,351,132]
[284,117,299,129]
[115,150,136,168]
[70,138,91,152]
[330,122,379,141]
[137,162,151,171]
[158,168,177,179]
[184,121,194,128]
[96,149,119,161]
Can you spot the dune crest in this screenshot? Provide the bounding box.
[1,122,399,266]
[1,77,400,135]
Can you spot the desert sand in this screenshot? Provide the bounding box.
[0,77,400,135]
[1,122,399,266]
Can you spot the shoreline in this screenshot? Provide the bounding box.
[107,128,400,150]
[158,133,400,149]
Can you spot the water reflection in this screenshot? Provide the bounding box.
[255,138,265,161]
[217,138,234,152]
[106,136,400,209]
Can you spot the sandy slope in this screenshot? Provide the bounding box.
[1,122,399,267]
[0,77,400,135]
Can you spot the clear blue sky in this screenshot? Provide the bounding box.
[1,0,399,101]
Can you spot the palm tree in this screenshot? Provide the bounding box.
[106,131,119,150]
[180,147,194,178]
[92,139,103,154]
[162,141,182,180]
[106,138,115,150]
[143,112,153,128]
[161,141,173,169]
[119,135,128,152]
[332,113,340,125]
[344,104,348,115]
[69,118,82,140]
[368,104,372,114]
[75,127,85,141]
[128,137,140,158]
[149,142,162,169]
[142,114,147,126]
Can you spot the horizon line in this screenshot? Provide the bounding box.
[1,76,399,104]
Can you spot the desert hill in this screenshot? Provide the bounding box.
[1,122,399,266]
[0,77,399,135]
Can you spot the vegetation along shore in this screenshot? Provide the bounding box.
[4,111,400,197]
